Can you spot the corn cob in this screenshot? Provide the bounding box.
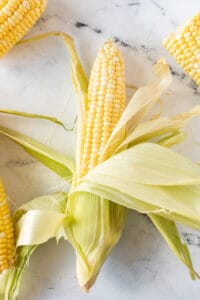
[163,12,200,86]
[79,41,126,178]
[0,179,15,273]
[0,0,48,57]
[67,41,127,290]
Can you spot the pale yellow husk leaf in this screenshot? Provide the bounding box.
[102,58,171,160]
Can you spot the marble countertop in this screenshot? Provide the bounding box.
[0,0,200,299]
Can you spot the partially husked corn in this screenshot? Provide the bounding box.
[0,0,47,57]
[163,12,200,85]
[68,41,127,290]
[79,41,126,178]
[0,179,15,272]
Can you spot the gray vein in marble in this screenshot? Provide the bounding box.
[74,21,102,34]
[74,21,156,63]
[114,1,140,7]
[75,22,200,96]
[150,0,180,27]
[181,232,200,247]
[169,66,200,95]
[6,159,36,168]
[151,0,166,16]
[128,2,140,7]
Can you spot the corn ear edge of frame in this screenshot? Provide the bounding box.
[163,11,200,86]
[0,179,16,274]
[0,0,48,57]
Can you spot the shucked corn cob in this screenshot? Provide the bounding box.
[79,41,126,178]
[0,179,15,273]
[68,41,127,290]
[163,12,200,85]
[0,0,47,57]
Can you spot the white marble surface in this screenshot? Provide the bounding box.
[0,0,200,299]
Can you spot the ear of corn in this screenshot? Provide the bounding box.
[0,179,15,273]
[78,41,126,178]
[67,41,128,290]
[163,12,200,86]
[0,0,48,57]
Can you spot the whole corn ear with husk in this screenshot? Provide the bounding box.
[0,0,47,57]
[1,32,200,297]
[163,12,200,86]
[66,41,128,290]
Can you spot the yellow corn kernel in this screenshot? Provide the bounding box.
[0,179,16,272]
[163,12,200,86]
[0,0,47,57]
[79,41,126,178]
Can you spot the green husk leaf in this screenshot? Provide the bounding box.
[66,191,127,290]
[0,193,68,300]
[0,125,75,182]
[102,59,172,159]
[19,32,88,101]
[18,31,88,173]
[0,109,72,131]
[149,214,199,279]
[83,143,200,186]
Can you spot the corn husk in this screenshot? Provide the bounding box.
[0,125,75,182]
[0,33,200,297]
[66,192,127,290]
